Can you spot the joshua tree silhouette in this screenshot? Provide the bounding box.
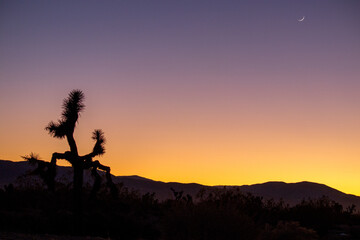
[23,90,117,229]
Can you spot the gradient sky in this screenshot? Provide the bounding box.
[1,1,360,195]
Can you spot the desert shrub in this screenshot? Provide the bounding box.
[161,188,264,240]
[260,221,318,240]
[289,196,344,235]
[1,185,360,239]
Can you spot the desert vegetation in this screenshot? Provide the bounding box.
[1,183,360,239]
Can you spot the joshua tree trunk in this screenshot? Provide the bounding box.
[73,161,84,232]
[73,163,83,205]
[66,128,85,231]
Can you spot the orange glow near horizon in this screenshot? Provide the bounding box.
[1,1,360,196]
[1,78,360,196]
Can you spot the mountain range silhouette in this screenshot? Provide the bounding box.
[1,159,359,208]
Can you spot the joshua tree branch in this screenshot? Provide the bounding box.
[66,133,79,157]
[84,159,117,198]
[51,151,73,164]
[92,160,110,172]
[80,129,106,161]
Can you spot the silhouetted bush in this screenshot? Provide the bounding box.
[260,221,318,240]
[1,185,360,239]
[288,196,344,235]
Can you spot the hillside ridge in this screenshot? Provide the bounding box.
[1,159,359,207]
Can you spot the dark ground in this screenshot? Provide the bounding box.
[2,183,360,240]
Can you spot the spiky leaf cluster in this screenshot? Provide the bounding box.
[92,129,106,156]
[22,152,41,165]
[45,90,85,138]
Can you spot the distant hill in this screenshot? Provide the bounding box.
[0,160,206,200]
[234,181,360,207]
[1,159,360,208]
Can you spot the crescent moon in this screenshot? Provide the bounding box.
[298,16,305,22]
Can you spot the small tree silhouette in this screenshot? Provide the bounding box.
[23,90,117,229]
[23,152,56,191]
